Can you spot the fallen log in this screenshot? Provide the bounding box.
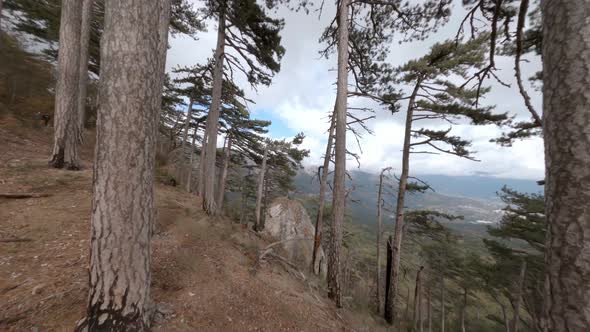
[0,238,33,243]
[0,193,50,199]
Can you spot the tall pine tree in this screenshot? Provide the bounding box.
[199,0,285,215]
[382,36,508,323]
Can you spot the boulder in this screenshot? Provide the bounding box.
[262,198,327,276]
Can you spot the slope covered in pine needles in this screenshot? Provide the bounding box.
[0,114,384,331]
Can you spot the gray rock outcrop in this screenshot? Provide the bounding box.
[262,198,327,276]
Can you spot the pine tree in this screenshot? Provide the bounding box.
[458,0,544,145]
[218,106,270,211]
[319,0,453,310]
[160,74,187,147]
[263,133,309,200]
[311,111,335,275]
[482,187,545,331]
[49,0,83,169]
[172,63,212,154]
[200,0,286,216]
[77,0,93,131]
[76,0,171,329]
[542,1,590,329]
[383,36,508,323]
[4,0,204,76]
[327,0,351,309]
[375,166,392,314]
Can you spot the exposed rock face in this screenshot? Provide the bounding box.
[263,198,327,276]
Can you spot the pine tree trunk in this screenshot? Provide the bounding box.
[405,286,411,321]
[385,80,421,324]
[511,260,527,332]
[255,145,268,231]
[50,0,83,170]
[239,170,249,224]
[413,266,424,331]
[420,292,424,332]
[170,111,182,148]
[261,175,270,230]
[502,305,510,332]
[385,235,393,319]
[542,1,590,330]
[0,0,3,38]
[0,0,4,49]
[168,115,176,145]
[460,288,467,332]
[328,0,350,309]
[311,111,335,275]
[202,1,226,215]
[216,133,232,210]
[375,166,391,313]
[427,289,432,332]
[181,97,194,152]
[186,129,197,192]
[77,0,93,134]
[197,133,207,197]
[440,276,445,332]
[77,0,170,330]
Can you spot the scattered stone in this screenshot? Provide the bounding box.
[31,284,45,295]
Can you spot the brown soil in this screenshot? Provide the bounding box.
[0,115,372,331]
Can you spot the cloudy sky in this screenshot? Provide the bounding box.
[166,0,544,180]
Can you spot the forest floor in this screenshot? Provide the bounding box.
[0,114,382,331]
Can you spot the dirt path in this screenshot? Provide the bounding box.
[0,118,351,331]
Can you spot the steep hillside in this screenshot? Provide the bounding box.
[0,117,380,331]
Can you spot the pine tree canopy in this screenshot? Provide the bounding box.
[4,0,205,76]
[203,0,286,86]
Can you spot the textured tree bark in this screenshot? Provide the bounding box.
[260,173,271,231]
[542,1,590,331]
[181,98,194,152]
[385,80,421,324]
[375,166,391,313]
[186,128,197,192]
[239,168,251,224]
[511,260,527,332]
[254,145,268,230]
[460,288,467,332]
[50,0,83,170]
[440,276,445,332]
[413,266,424,331]
[502,305,510,332]
[76,0,170,330]
[202,1,226,215]
[427,289,432,332]
[405,286,411,321]
[0,0,3,39]
[196,133,207,197]
[328,0,350,309]
[311,111,335,275]
[169,111,182,147]
[239,189,247,223]
[216,133,232,210]
[385,235,393,318]
[420,291,424,332]
[77,0,93,134]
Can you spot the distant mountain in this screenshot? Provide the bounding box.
[407,174,543,199]
[293,169,540,239]
[298,167,542,200]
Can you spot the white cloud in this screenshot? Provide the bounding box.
[166,0,545,180]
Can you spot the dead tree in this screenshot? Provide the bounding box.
[311,111,335,275]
